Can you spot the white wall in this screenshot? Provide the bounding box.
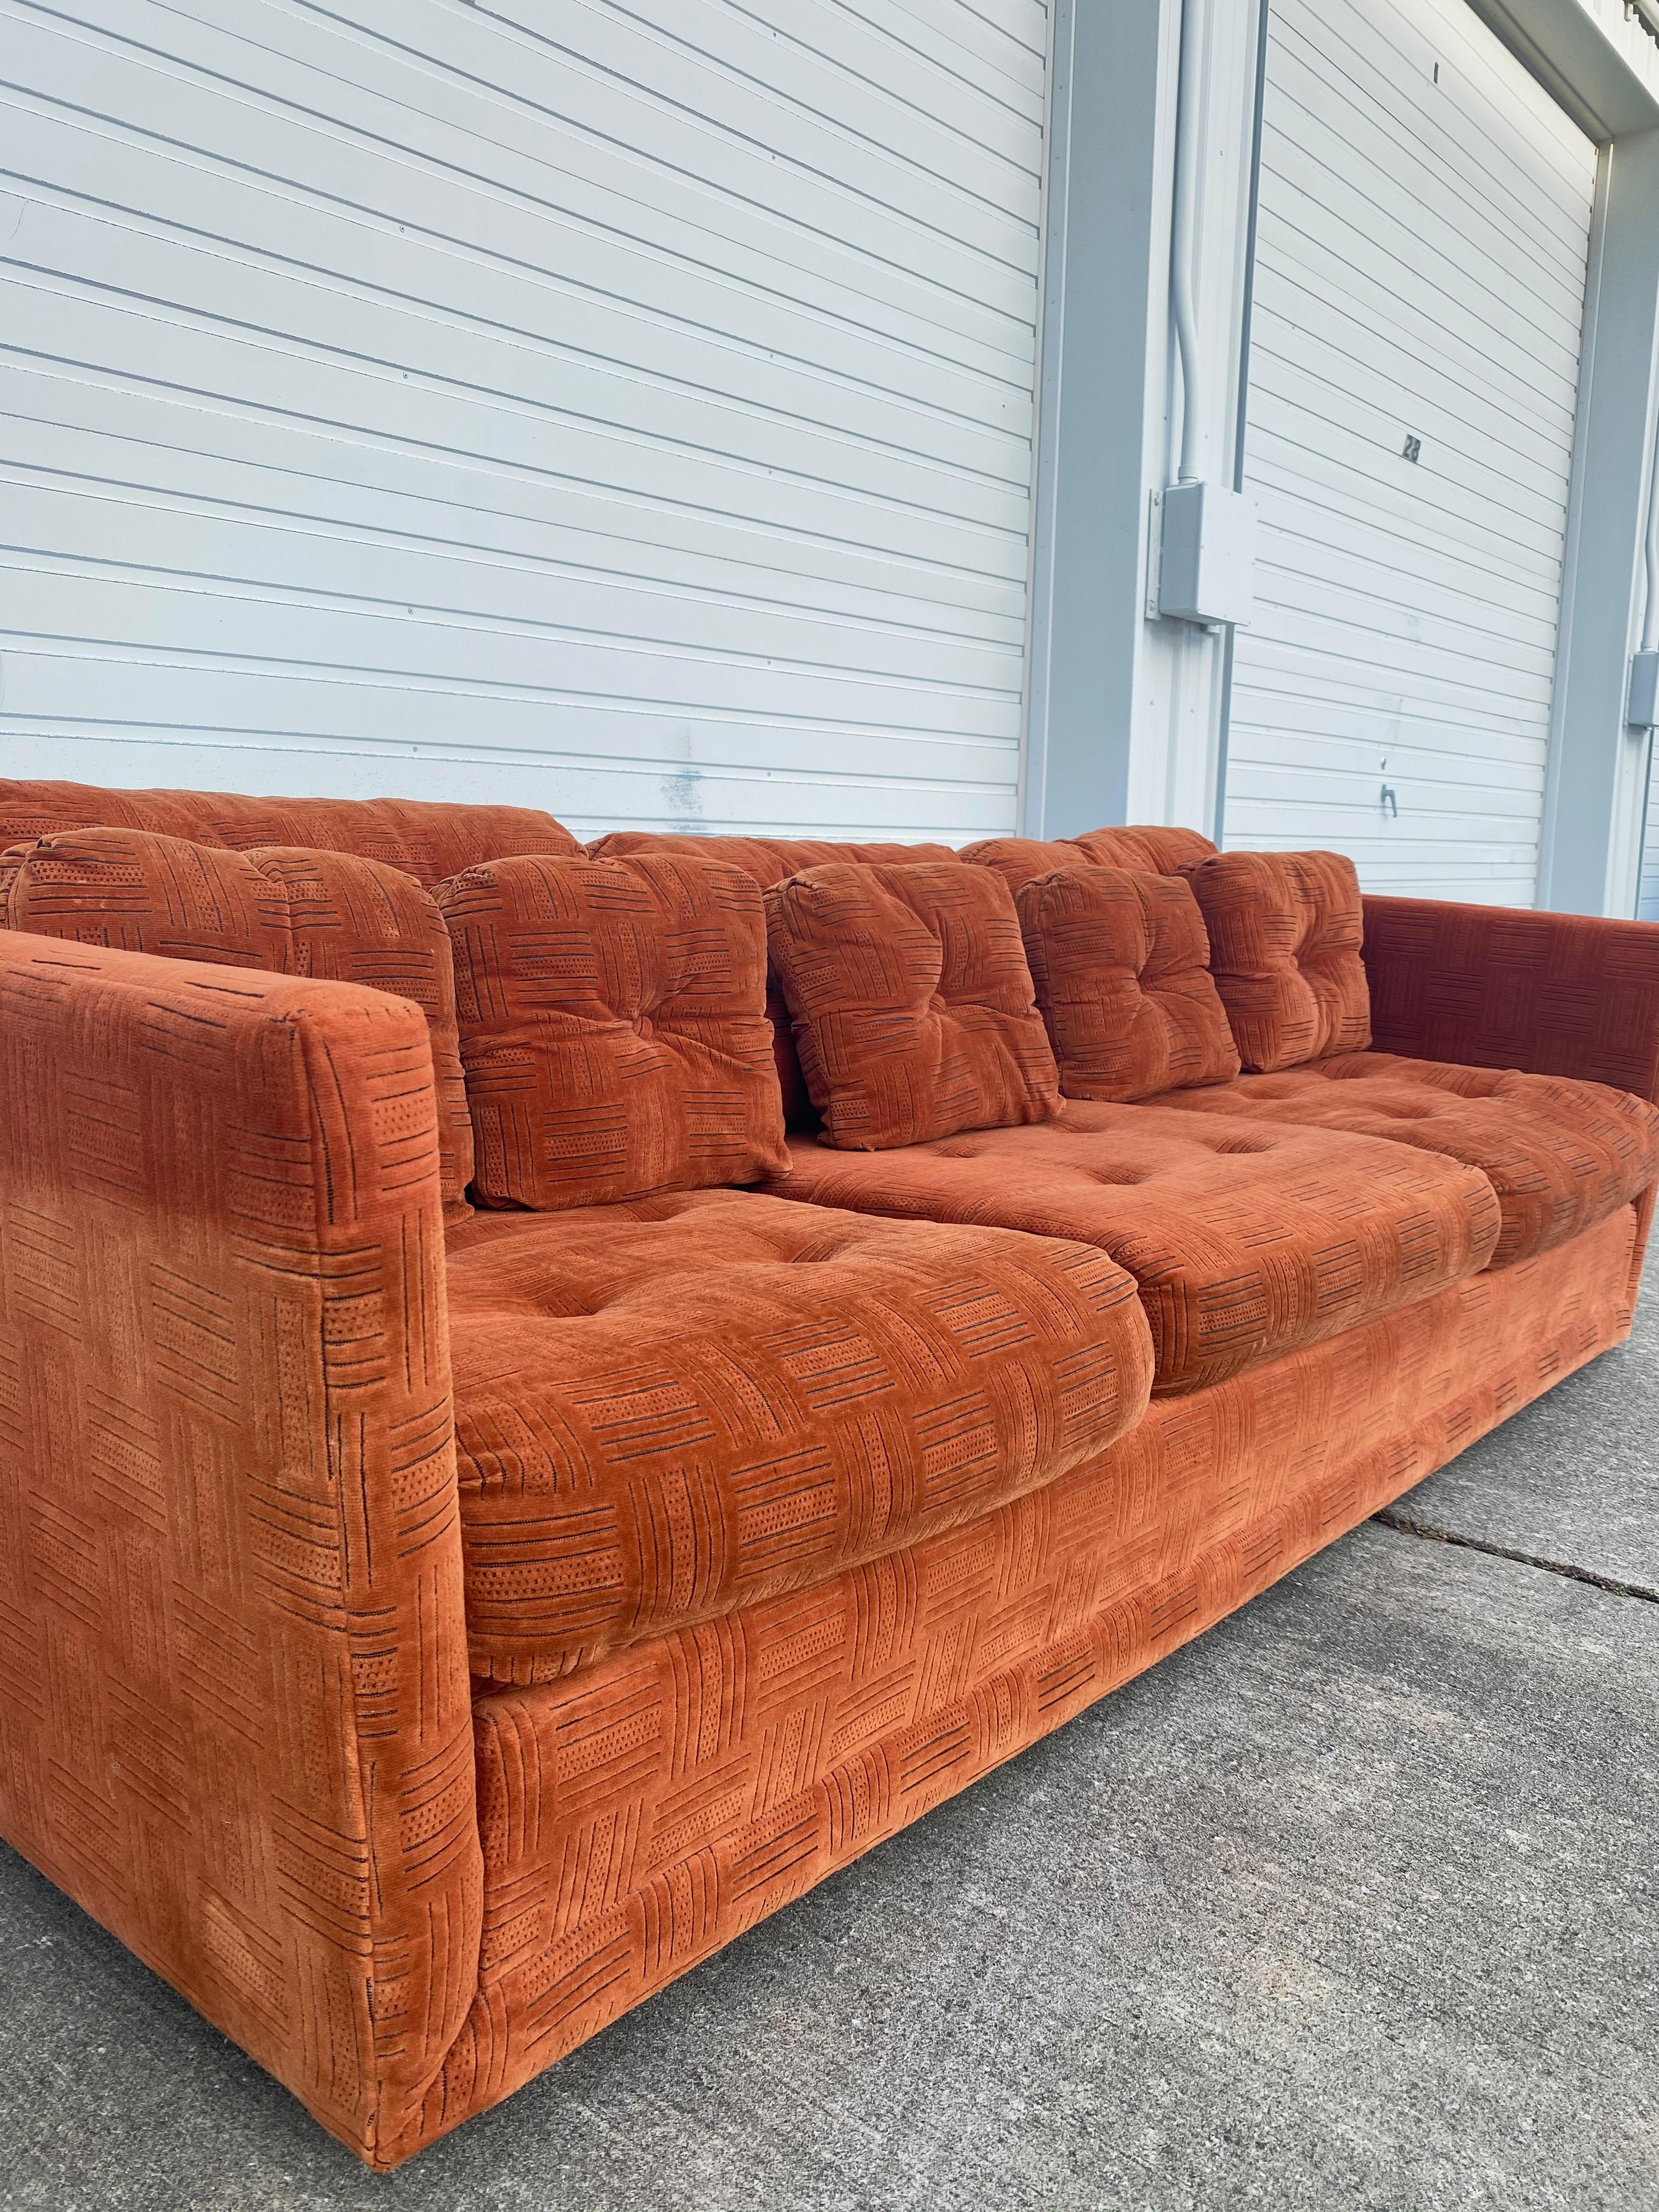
[1,0,1050,845]
[1226,0,1600,902]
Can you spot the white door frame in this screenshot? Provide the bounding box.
[1513,2,1659,912]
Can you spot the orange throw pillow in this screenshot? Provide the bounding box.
[765,861,1059,1149]
[1017,867,1240,1101]
[0,828,475,1216]
[1185,849,1372,1071]
[589,832,959,1132]
[437,851,788,1208]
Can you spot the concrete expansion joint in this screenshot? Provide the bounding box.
[1371,1509,1659,1606]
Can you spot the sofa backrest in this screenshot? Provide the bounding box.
[961,826,1218,895]
[588,831,958,881]
[590,828,1217,1127]
[0,780,578,889]
[1069,826,1219,873]
[0,798,1232,1167]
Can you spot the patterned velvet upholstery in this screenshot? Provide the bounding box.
[1017,867,1240,1101]
[589,832,958,1130]
[1070,825,1219,872]
[762,1102,1499,1393]
[765,862,1060,1149]
[958,838,1099,895]
[0,778,576,888]
[1186,849,1372,1070]
[0,933,479,2165]
[438,851,788,1210]
[444,1193,1154,1681]
[588,832,957,875]
[961,826,1217,894]
[0,827,476,1220]
[1149,1053,1659,1267]
[1363,894,1659,1106]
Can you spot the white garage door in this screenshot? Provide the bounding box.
[1640,744,1659,920]
[1224,0,1599,901]
[1,1,1047,842]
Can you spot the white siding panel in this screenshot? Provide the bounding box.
[1226,0,1598,901]
[0,0,1049,839]
[1641,741,1659,922]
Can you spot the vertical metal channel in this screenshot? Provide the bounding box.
[1212,0,1274,845]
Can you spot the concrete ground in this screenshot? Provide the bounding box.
[3,1255,1655,2212]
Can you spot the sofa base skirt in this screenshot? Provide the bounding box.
[375,1201,1640,2167]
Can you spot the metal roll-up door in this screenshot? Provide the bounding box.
[1224,0,1599,900]
[1640,747,1659,919]
[2,1,1049,841]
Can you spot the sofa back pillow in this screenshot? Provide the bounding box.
[957,839,1098,897]
[0,827,475,1216]
[1068,826,1219,873]
[961,825,1217,895]
[765,861,1059,1150]
[1184,849,1371,1071]
[437,851,787,1208]
[1016,866,1240,1101]
[0,779,577,889]
[589,833,959,1131]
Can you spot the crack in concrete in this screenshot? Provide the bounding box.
[1373,1510,1659,1605]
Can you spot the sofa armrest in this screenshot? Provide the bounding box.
[1363,895,1659,1107]
[0,934,480,2163]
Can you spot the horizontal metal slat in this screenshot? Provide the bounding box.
[5,0,1041,840]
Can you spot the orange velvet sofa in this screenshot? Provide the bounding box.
[1,780,1656,2172]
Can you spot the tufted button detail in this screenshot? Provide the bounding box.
[634,1014,654,1040]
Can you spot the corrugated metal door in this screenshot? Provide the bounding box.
[1224,0,1599,900]
[1640,745,1659,919]
[2,1,1048,841]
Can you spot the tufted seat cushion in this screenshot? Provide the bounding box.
[761,1103,1499,1394]
[438,850,788,1209]
[443,1190,1155,1681]
[1148,1053,1659,1267]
